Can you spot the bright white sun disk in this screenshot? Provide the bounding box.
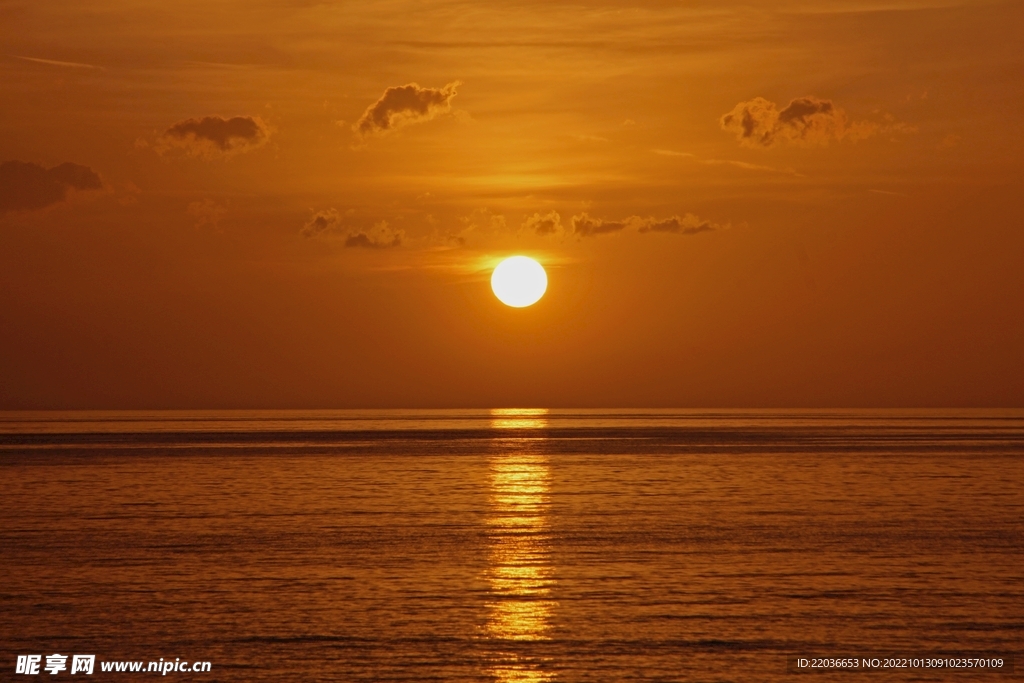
[491,256,547,307]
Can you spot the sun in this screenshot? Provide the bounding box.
[491,256,547,308]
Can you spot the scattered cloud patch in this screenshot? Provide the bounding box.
[187,199,229,230]
[354,81,460,138]
[441,208,505,245]
[0,160,102,213]
[345,221,404,249]
[940,133,961,148]
[117,181,142,206]
[302,209,403,248]
[523,211,562,236]
[461,208,505,233]
[158,115,270,158]
[720,96,896,148]
[302,208,344,237]
[572,212,726,238]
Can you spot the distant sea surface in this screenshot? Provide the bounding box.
[1,409,1021,681]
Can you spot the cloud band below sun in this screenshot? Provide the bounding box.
[572,212,726,238]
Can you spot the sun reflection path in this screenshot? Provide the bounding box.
[486,409,556,682]
[490,407,549,431]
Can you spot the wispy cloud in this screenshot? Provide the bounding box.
[653,149,803,176]
[437,208,506,246]
[186,199,229,230]
[652,150,698,158]
[12,55,101,70]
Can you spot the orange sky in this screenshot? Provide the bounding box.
[1,0,1022,408]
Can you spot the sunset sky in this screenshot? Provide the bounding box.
[1,0,1021,408]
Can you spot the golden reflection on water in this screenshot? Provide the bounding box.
[486,409,555,682]
[490,408,549,431]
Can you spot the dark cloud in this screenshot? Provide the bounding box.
[0,160,102,213]
[572,212,725,238]
[158,115,270,158]
[523,211,562,236]
[720,96,877,147]
[354,82,460,137]
[571,212,628,237]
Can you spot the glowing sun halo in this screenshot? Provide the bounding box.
[491,256,547,307]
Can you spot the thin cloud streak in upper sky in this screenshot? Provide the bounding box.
[12,55,101,69]
[653,149,803,176]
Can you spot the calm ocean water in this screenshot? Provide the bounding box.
[1,409,1021,681]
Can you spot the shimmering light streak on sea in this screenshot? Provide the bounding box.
[486,409,555,681]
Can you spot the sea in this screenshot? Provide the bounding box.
[1,409,1021,681]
